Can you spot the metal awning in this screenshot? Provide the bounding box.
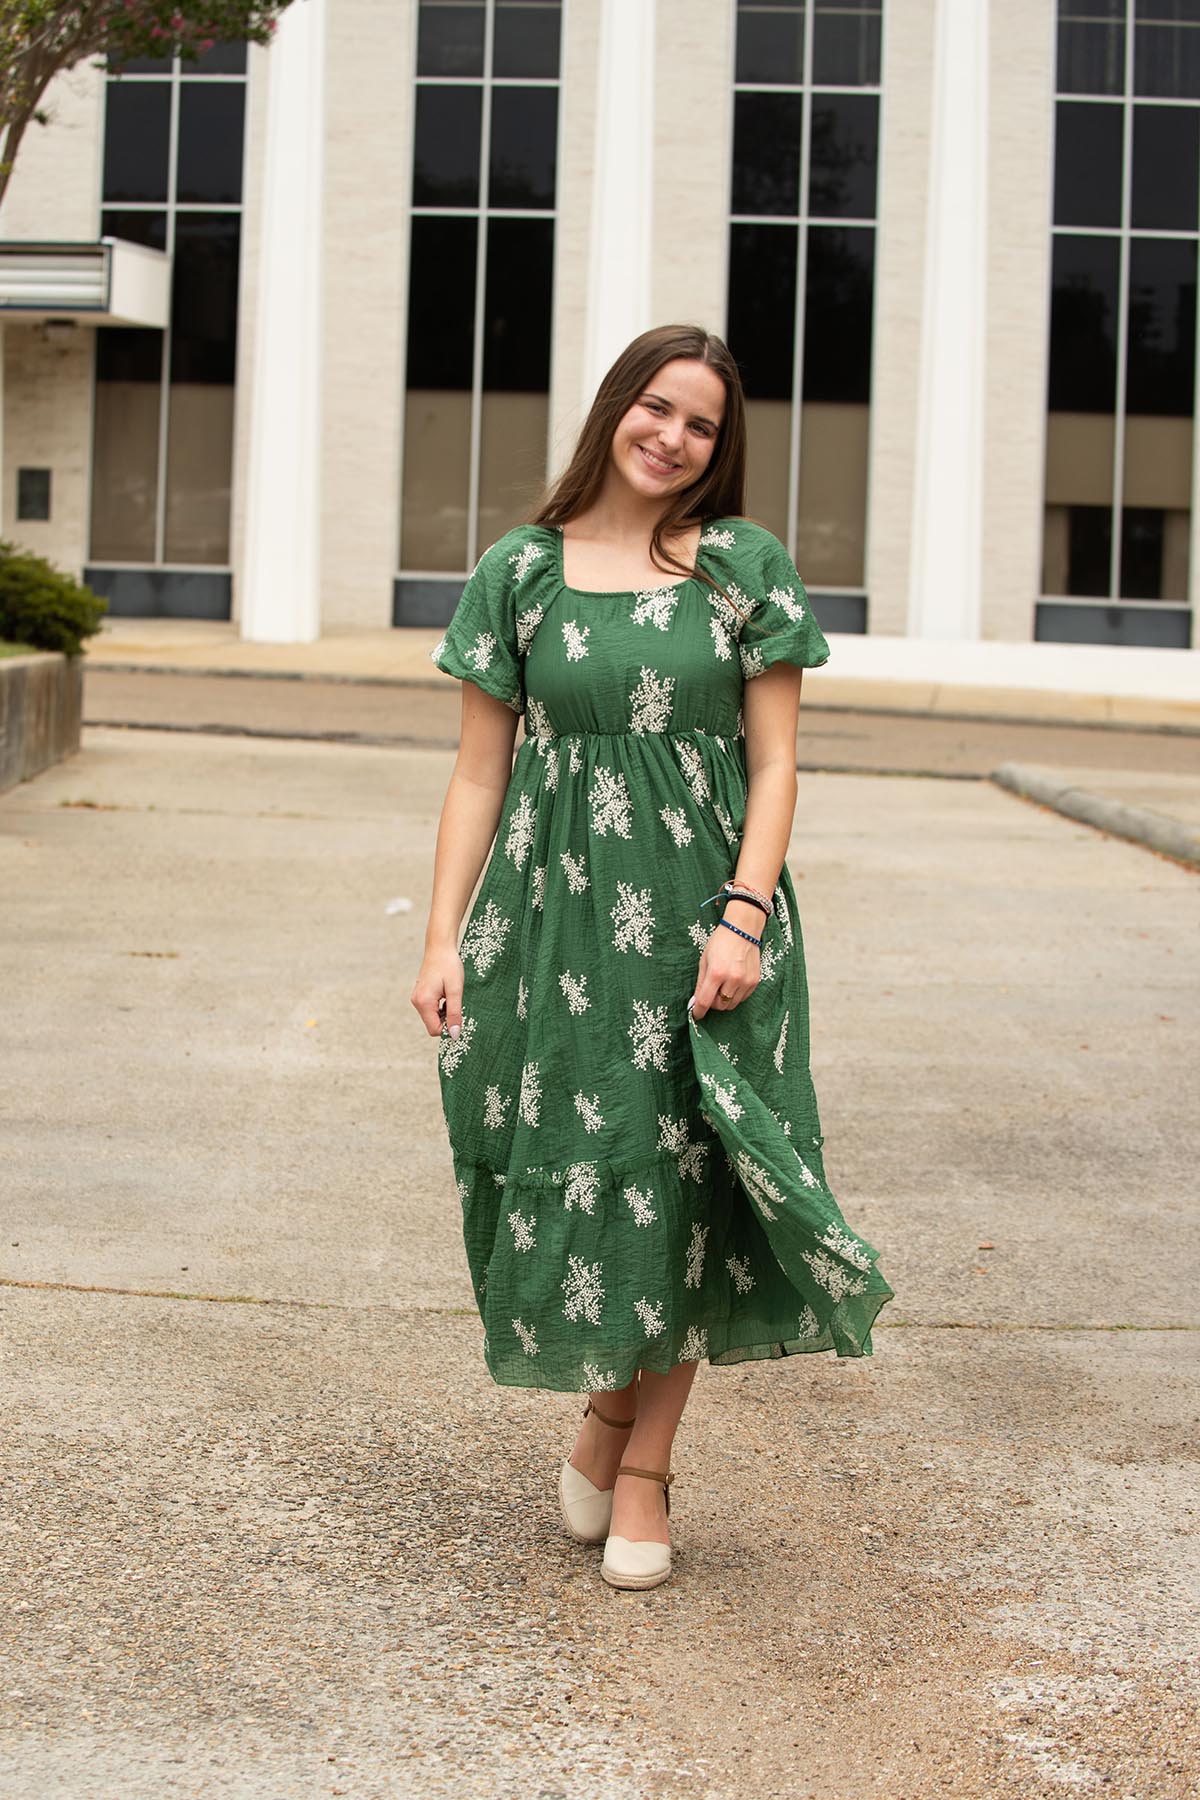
[0,237,170,327]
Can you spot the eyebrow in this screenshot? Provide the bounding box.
[642,390,722,431]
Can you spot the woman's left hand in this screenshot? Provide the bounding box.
[690,916,761,1020]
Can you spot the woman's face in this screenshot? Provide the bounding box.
[608,357,727,507]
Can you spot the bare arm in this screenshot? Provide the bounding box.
[691,662,802,1019]
[411,682,520,1037]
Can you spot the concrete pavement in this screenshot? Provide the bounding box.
[1,721,1197,1797]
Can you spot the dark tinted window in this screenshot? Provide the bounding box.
[1125,236,1197,415]
[813,0,882,86]
[489,86,558,208]
[417,0,486,77]
[1067,505,1114,593]
[732,93,804,215]
[1120,506,1168,596]
[483,219,554,389]
[1057,1,1126,94]
[103,82,171,202]
[493,1,562,78]
[96,326,163,383]
[802,225,874,403]
[1134,0,1200,97]
[413,85,483,206]
[102,209,168,251]
[727,223,799,399]
[407,217,478,388]
[1131,103,1200,226]
[177,83,246,203]
[808,94,878,218]
[170,214,241,384]
[107,54,172,74]
[1054,101,1123,226]
[189,43,247,75]
[735,1,806,85]
[1047,235,1120,411]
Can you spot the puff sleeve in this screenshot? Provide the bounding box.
[736,531,831,679]
[428,539,525,714]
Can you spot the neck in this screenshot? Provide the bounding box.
[570,471,688,550]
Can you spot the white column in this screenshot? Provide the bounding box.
[240,0,326,643]
[582,0,656,407]
[907,0,989,640]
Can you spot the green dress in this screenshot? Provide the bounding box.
[430,518,894,1392]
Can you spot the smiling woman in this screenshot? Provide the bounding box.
[410,322,893,1595]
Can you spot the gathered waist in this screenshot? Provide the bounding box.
[519,727,743,746]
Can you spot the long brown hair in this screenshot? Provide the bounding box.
[534,324,747,589]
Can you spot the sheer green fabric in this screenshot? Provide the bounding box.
[431,519,894,1391]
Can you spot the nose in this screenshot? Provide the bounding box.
[656,415,684,452]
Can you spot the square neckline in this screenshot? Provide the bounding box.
[551,523,714,599]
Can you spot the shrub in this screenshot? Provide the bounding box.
[0,542,107,656]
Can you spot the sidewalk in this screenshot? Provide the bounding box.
[86,617,1200,731]
[2,725,1197,1797]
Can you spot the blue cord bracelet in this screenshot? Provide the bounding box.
[717,916,762,948]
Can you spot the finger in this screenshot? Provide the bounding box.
[412,991,444,1038]
[443,981,464,1037]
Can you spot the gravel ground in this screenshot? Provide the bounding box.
[1,727,1197,1798]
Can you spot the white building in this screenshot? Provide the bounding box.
[1,0,1197,653]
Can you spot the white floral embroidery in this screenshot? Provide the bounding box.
[513,1317,539,1355]
[726,1254,755,1295]
[493,1172,507,1186]
[504,792,536,868]
[562,619,590,661]
[715,1039,739,1065]
[568,739,583,774]
[684,1222,708,1290]
[688,918,715,951]
[509,542,544,585]
[610,881,656,956]
[801,1248,868,1302]
[624,1183,657,1228]
[438,1015,477,1075]
[793,1148,820,1190]
[735,1150,784,1221]
[699,525,736,549]
[459,899,513,976]
[531,864,546,911]
[635,1296,665,1337]
[629,665,675,735]
[726,581,759,624]
[464,630,497,672]
[582,1363,618,1392]
[659,805,694,848]
[678,1325,708,1363]
[797,1305,821,1338]
[562,1254,606,1325]
[768,1106,793,1138]
[629,999,671,1072]
[574,1091,605,1134]
[560,850,591,895]
[516,975,528,1020]
[714,803,740,846]
[774,884,793,947]
[676,740,710,804]
[564,1161,600,1213]
[518,1059,542,1127]
[559,970,591,1015]
[454,1173,470,1204]
[709,616,734,662]
[740,644,766,679]
[772,1012,790,1075]
[769,583,806,622]
[657,1115,709,1183]
[758,940,780,983]
[821,1220,872,1272]
[699,1070,743,1121]
[516,602,545,653]
[508,1209,536,1252]
[541,742,559,792]
[430,635,447,664]
[483,1084,512,1130]
[526,696,554,739]
[589,765,634,839]
[631,587,679,630]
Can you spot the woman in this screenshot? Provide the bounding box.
[411,324,893,1592]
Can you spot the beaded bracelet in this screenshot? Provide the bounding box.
[718,916,762,948]
[723,879,773,912]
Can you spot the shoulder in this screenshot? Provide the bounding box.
[472,525,559,589]
[699,517,795,571]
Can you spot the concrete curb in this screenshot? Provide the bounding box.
[991,760,1200,868]
[0,652,83,793]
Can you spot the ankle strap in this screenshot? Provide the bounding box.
[617,1464,673,1485]
[584,1399,636,1430]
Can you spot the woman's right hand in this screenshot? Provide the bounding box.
[411,945,465,1040]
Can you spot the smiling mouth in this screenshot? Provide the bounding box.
[637,445,679,475]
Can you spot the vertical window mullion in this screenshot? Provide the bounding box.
[1109,0,1135,599]
[466,6,497,571]
[153,58,182,567]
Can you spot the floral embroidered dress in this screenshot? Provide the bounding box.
[430,518,893,1392]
